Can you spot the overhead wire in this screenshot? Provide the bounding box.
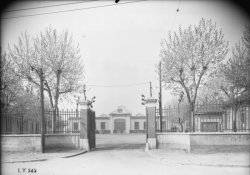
[1,0,147,20]
[3,1,98,12]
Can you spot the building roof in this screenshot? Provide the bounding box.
[131,116,146,119]
[109,106,131,115]
[96,117,110,120]
[96,114,110,120]
[99,114,109,117]
[135,113,144,116]
[131,113,145,119]
[195,104,225,115]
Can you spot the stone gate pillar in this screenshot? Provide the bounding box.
[145,97,158,150]
[78,99,90,151]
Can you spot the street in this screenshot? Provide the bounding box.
[1,134,249,175]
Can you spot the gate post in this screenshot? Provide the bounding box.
[145,97,158,150]
[78,99,90,151]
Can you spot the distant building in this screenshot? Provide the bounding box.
[194,104,225,132]
[75,102,250,134]
[96,106,146,134]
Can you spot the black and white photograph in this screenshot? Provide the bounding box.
[1,0,250,175]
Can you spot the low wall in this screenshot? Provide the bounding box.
[156,133,190,152]
[1,134,41,152]
[1,134,81,152]
[45,134,80,149]
[156,132,250,152]
[190,132,250,152]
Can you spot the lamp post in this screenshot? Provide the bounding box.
[30,65,45,153]
[40,68,45,153]
[159,61,162,132]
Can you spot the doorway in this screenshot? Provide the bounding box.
[114,119,126,133]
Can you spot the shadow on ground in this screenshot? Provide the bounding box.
[45,147,82,153]
[95,143,145,151]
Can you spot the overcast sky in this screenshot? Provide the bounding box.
[1,0,249,116]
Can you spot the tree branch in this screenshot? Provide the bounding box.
[193,67,207,104]
[44,80,54,108]
[59,88,72,95]
[27,75,49,91]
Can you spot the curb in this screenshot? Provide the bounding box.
[61,150,88,158]
[146,150,250,168]
[3,150,88,164]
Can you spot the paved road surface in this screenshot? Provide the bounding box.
[96,133,146,150]
[1,134,249,175]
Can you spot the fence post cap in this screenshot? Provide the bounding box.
[145,97,158,107]
[78,99,90,110]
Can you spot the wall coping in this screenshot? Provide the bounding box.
[1,134,41,137]
[1,134,80,137]
[156,132,191,135]
[191,132,250,135]
[45,134,80,136]
[156,132,250,135]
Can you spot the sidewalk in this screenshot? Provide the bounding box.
[147,149,250,167]
[1,148,87,163]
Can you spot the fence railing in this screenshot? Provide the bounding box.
[156,105,191,132]
[44,109,80,134]
[1,113,41,134]
[1,109,80,134]
[156,104,250,132]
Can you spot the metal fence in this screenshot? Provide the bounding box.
[156,103,250,132]
[1,109,80,134]
[1,112,41,134]
[44,109,80,134]
[156,105,191,132]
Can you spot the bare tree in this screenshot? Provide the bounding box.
[8,27,84,131]
[8,27,84,110]
[221,41,249,97]
[224,25,250,94]
[0,51,21,112]
[159,18,228,132]
[1,51,48,115]
[196,76,225,105]
[218,25,250,131]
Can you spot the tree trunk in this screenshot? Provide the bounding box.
[52,108,56,133]
[178,118,184,132]
[190,103,195,132]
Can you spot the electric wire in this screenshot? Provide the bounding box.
[3,1,98,13]
[1,0,147,20]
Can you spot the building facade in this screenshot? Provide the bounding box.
[96,106,147,134]
[95,104,250,134]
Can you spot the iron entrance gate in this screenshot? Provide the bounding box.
[87,109,96,150]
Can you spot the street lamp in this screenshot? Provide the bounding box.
[88,96,96,108]
[141,94,145,105]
